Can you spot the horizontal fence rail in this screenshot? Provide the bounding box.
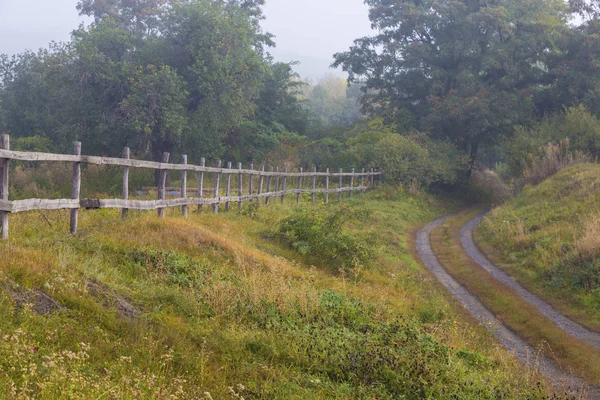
[0,149,376,177]
[0,135,381,239]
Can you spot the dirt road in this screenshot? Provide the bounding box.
[417,216,597,399]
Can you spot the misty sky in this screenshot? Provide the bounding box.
[0,0,373,80]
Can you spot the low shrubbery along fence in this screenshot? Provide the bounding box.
[0,135,380,239]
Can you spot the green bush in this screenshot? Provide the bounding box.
[12,136,55,152]
[507,105,600,178]
[273,205,372,273]
[341,120,468,190]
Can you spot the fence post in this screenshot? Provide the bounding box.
[121,147,130,219]
[281,168,287,204]
[238,163,243,211]
[361,168,365,189]
[325,168,330,204]
[213,160,221,214]
[311,167,316,204]
[181,155,188,217]
[198,158,205,212]
[338,168,343,201]
[1,134,9,240]
[275,166,280,193]
[249,163,254,200]
[297,167,303,205]
[225,161,232,212]
[70,141,82,234]
[370,168,375,189]
[158,152,170,218]
[265,166,273,205]
[258,165,265,203]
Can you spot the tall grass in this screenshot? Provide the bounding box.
[517,139,592,190]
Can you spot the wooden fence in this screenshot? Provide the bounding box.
[0,135,381,239]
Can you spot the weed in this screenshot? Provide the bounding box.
[273,205,373,273]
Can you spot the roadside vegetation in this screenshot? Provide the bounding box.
[476,164,600,332]
[4,0,600,396]
[0,191,553,399]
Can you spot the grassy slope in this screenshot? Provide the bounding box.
[476,164,600,332]
[0,190,546,399]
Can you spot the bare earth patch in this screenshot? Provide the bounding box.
[2,280,66,315]
[86,280,140,319]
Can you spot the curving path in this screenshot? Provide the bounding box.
[462,213,600,350]
[416,216,597,399]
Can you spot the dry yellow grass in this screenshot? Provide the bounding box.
[576,215,600,261]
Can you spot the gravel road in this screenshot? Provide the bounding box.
[416,216,597,399]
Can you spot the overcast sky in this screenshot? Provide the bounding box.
[262,1,372,80]
[0,0,372,79]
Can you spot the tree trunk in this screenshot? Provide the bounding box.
[467,139,480,180]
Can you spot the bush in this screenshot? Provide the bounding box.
[507,105,600,178]
[12,136,55,152]
[341,119,468,190]
[470,166,512,204]
[9,161,154,200]
[516,139,591,190]
[273,205,372,273]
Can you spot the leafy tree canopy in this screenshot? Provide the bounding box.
[333,0,570,164]
[0,0,303,165]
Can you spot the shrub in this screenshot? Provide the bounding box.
[9,161,154,200]
[12,136,55,152]
[273,206,372,273]
[341,119,468,190]
[507,105,600,178]
[470,166,512,204]
[516,139,591,190]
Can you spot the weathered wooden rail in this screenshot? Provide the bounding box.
[0,135,381,239]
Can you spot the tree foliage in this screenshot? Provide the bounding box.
[333,0,570,164]
[0,0,303,164]
[303,75,362,135]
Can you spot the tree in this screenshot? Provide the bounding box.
[159,0,272,160]
[77,0,174,37]
[538,19,600,117]
[1,0,317,171]
[304,75,362,132]
[333,0,569,167]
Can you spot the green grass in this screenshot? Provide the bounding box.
[476,163,600,332]
[0,189,549,398]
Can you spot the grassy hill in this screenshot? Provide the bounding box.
[477,163,600,332]
[1,190,548,399]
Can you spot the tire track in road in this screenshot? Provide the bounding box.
[416,216,597,399]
